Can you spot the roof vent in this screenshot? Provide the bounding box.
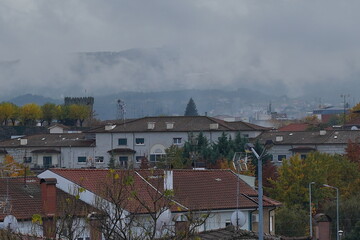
[334,135,338,139]
[148,122,155,130]
[166,122,174,129]
[105,124,116,131]
[275,136,283,142]
[320,130,326,136]
[209,123,219,130]
[20,139,28,145]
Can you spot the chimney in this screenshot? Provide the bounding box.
[20,139,27,145]
[275,136,283,142]
[147,122,155,130]
[164,170,173,191]
[320,130,327,136]
[209,123,219,130]
[40,178,57,239]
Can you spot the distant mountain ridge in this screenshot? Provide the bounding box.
[5,89,282,120]
[7,94,62,106]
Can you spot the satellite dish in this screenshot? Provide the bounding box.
[4,215,18,232]
[231,210,246,228]
[156,209,172,231]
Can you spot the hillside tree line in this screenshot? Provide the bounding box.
[0,102,92,127]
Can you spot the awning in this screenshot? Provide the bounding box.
[107,148,136,154]
[289,146,316,152]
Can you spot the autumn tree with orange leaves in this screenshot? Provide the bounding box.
[345,139,360,166]
[0,155,33,177]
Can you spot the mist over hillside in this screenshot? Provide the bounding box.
[6,89,310,121]
[1,47,359,104]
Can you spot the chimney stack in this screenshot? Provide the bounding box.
[164,170,173,191]
[40,178,57,239]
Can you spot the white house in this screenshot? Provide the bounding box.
[0,133,98,169]
[256,129,360,165]
[88,116,269,169]
[38,168,281,238]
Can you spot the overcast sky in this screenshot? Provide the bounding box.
[1,0,360,100]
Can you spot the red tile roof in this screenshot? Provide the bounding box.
[171,170,280,210]
[48,169,280,213]
[0,177,42,221]
[0,176,91,221]
[49,169,176,214]
[278,123,309,131]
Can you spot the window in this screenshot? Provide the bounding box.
[24,156,32,163]
[225,220,231,227]
[277,155,286,162]
[43,156,52,168]
[301,154,307,160]
[118,138,127,146]
[135,138,145,145]
[150,154,165,162]
[119,156,128,168]
[136,156,144,163]
[78,156,87,163]
[242,134,249,138]
[173,138,182,145]
[95,156,104,163]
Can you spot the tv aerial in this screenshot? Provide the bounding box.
[232,151,251,172]
[116,99,126,122]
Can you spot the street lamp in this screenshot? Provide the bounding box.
[246,140,273,240]
[309,182,315,239]
[323,184,339,240]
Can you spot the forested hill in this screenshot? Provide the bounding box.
[4,89,286,120]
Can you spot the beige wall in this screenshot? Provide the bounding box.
[251,208,276,235]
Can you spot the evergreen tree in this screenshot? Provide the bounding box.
[184,98,199,116]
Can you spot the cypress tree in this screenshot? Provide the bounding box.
[184,98,199,116]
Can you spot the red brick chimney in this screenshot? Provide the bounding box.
[40,178,57,239]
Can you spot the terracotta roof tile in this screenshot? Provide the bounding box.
[49,169,280,213]
[0,176,92,221]
[0,177,42,221]
[49,169,175,214]
[278,123,309,132]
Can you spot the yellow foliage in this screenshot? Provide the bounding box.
[347,102,360,122]
[1,155,31,177]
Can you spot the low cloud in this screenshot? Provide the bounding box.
[1,0,360,100]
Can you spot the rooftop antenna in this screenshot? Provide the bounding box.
[0,162,22,214]
[340,94,350,129]
[232,151,250,172]
[117,99,126,124]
